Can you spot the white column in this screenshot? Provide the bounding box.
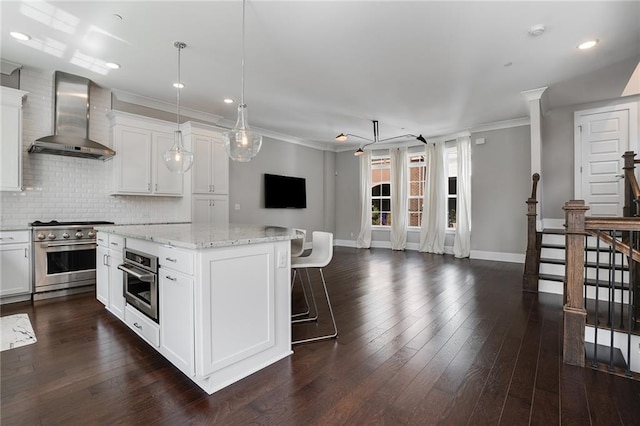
[521,87,547,230]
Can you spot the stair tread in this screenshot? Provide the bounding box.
[542,228,565,235]
[541,243,621,252]
[540,257,629,270]
[538,273,631,289]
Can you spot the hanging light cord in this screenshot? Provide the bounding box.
[240,0,246,109]
[176,43,182,128]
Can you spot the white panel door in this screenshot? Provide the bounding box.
[579,109,629,216]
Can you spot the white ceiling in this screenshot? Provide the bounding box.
[1,1,639,149]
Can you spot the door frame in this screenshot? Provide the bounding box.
[573,101,639,201]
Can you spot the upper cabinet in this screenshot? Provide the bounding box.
[1,87,28,192]
[184,122,229,195]
[108,111,183,196]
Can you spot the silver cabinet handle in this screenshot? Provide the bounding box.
[155,183,158,191]
[165,257,177,263]
[24,248,28,258]
[212,184,215,193]
[133,322,142,329]
[148,183,151,191]
[110,242,119,247]
[165,275,177,281]
[0,237,15,240]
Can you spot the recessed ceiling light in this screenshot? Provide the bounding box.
[578,40,598,50]
[173,82,184,89]
[10,31,30,41]
[504,62,513,68]
[224,98,234,104]
[105,62,120,69]
[528,24,545,37]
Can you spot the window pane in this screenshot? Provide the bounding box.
[381,212,391,226]
[381,199,390,212]
[409,212,421,227]
[372,199,381,210]
[381,183,390,196]
[408,198,421,212]
[372,184,381,197]
[448,176,457,195]
[448,198,457,228]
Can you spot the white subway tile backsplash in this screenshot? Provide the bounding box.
[1,67,190,228]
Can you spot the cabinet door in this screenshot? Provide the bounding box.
[192,135,214,194]
[0,244,30,297]
[153,131,183,195]
[108,250,125,320]
[211,197,229,226]
[114,126,152,194]
[160,268,194,376]
[0,103,22,191]
[96,245,109,306]
[192,197,213,224]
[212,138,229,194]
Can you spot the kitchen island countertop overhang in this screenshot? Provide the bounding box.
[94,222,303,250]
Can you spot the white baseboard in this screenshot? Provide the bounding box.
[470,250,525,264]
[335,239,457,257]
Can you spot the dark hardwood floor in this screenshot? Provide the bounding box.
[2,247,640,425]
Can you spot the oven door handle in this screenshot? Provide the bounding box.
[43,241,97,248]
[117,264,155,282]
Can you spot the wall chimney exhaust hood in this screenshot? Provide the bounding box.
[28,71,115,160]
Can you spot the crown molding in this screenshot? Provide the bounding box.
[521,86,548,102]
[470,117,530,133]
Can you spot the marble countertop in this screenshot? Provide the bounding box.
[94,223,303,250]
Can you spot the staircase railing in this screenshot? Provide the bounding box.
[523,173,541,292]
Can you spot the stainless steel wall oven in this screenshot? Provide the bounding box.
[119,248,159,322]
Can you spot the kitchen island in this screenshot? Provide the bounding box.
[94,223,302,395]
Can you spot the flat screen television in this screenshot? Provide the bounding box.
[264,173,307,209]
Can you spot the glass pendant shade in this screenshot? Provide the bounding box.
[163,129,194,173]
[223,104,262,162]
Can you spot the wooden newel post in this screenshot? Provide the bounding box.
[523,173,541,292]
[622,151,636,218]
[563,200,589,367]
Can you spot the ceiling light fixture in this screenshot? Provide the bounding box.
[336,120,426,156]
[163,41,194,173]
[528,24,545,37]
[578,39,598,50]
[224,98,234,104]
[10,31,30,41]
[105,62,120,69]
[222,0,262,162]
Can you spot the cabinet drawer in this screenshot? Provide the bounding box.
[159,246,193,275]
[124,304,160,347]
[108,235,125,251]
[0,230,29,245]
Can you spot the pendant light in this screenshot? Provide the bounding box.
[163,41,194,173]
[222,0,262,162]
[335,120,426,156]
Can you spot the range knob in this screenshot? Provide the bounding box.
[62,232,70,239]
[87,231,95,238]
[37,233,46,240]
[75,231,84,239]
[47,233,56,240]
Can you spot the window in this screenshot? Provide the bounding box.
[446,146,457,229]
[371,156,391,226]
[407,153,426,227]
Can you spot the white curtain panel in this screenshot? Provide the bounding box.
[356,150,372,248]
[390,147,408,250]
[419,142,446,254]
[454,136,472,258]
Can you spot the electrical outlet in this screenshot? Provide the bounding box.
[277,251,287,268]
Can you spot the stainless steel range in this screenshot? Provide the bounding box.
[31,220,114,299]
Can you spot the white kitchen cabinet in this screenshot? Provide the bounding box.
[0,230,31,303]
[108,111,183,196]
[1,87,28,192]
[192,195,229,226]
[159,255,195,376]
[96,232,125,319]
[184,123,229,195]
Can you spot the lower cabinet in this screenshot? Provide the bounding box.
[159,267,194,376]
[0,230,31,302]
[192,195,229,226]
[96,232,125,319]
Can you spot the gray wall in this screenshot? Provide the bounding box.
[229,137,335,236]
[542,94,640,219]
[471,126,530,254]
[334,125,531,255]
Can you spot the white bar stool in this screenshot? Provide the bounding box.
[291,231,337,344]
